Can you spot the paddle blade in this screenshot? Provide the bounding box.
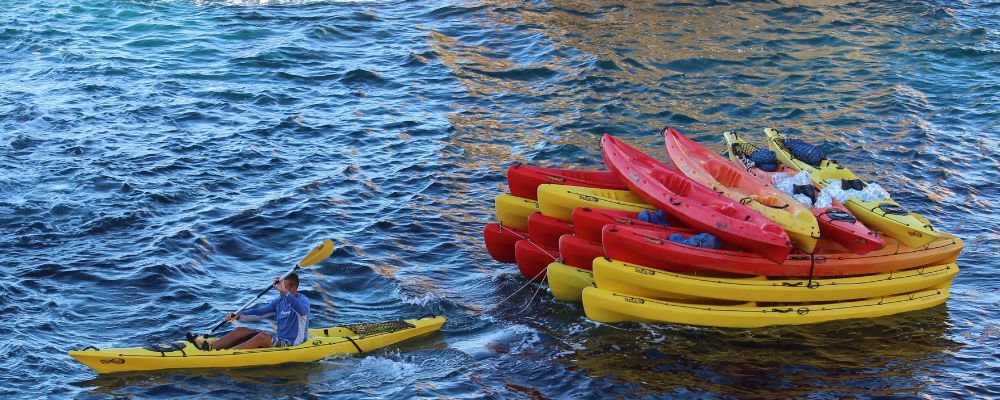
[297,239,335,268]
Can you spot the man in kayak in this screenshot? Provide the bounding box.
[193,273,310,350]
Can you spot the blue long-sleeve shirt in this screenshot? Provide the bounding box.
[240,292,310,345]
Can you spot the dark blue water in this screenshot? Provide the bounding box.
[1,0,997,398]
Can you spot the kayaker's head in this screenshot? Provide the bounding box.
[275,272,300,295]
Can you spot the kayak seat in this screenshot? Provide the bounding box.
[713,203,742,218]
[755,194,783,207]
[705,159,743,188]
[651,169,693,197]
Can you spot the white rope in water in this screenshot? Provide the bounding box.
[481,222,563,314]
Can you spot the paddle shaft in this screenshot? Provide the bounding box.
[208,265,300,333]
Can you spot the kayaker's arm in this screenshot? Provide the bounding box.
[238,297,279,322]
[285,293,310,316]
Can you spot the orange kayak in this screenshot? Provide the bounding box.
[601,132,792,263]
[665,127,820,253]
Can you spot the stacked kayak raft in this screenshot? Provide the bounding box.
[482,128,963,328]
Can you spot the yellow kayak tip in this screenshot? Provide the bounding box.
[546,261,594,302]
[495,194,540,231]
[537,184,654,221]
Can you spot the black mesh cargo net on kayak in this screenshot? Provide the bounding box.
[731,141,779,172]
[343,320,416,337]
[783,138,823,167]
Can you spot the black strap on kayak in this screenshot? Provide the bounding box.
[793,184,817,204]
[841,179,866,191]
[878,203,909,216]
[825,209,857,223]
[806,253,816,288]
[344,337,363,353]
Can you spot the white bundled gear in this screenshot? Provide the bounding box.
[822,179,850,204]
[813,188,834,209]
[824,179,891,203]
[770,170,836,209]
[858,182,891,202]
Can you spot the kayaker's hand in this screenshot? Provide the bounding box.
[225,312,240,322]
[274,277,287,295]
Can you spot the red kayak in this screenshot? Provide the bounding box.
[483,223,528,263]
[723,131,884,255]
[601,132,792,263]
[558,234,605,270]
[603,224,964,277]
[815,209,884,255]
[571,207,692,243]
[514,240,559,281]
[507,164,627,200]
[527,213,573,248]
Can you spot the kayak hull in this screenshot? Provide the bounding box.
[547,261,594,302]
[558,234,604,270]
[514,240,559,281]
[483,223,528,263]
[571,207,692,243]
[527,213,573,248]
[594,257,958,303]
[507,164,626,200]
[494,194,539,231]
[815,207,885,255]
[603,224,963,277]
[582,286,950,328]
[69,316,446,374]
[537,184,654,222]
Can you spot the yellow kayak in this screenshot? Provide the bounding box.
[665,128,820,252]
[593,257,958,303]
[69,316,446,374]
[582,285,949,328]
[764,128,940,248]
[495,194,540,230]
[537,184,654,221]
[547,261,594,302]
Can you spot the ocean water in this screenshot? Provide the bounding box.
[1,0,997,398]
